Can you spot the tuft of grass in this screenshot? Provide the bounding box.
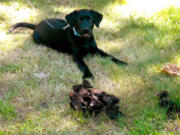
[0,64,23,75]
[0,90,17,119]
[0,0,180,134]
[129,108,167,135]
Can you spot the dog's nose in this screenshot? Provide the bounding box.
[83,28,89,33]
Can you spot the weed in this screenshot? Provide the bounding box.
[0,0,180,134]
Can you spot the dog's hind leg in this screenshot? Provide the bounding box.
[33,31,42,44]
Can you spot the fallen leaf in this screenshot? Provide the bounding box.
[161,64,180,76]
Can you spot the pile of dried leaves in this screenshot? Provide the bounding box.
[161,64,180,76]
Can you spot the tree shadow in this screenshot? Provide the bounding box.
[1,1,179,134]
[1,0,126,13]
[92,10,180,122]
[97,15,179,67]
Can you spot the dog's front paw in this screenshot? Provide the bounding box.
[83,71,94,79]
[118,61,128,66]
[112,58,128,66]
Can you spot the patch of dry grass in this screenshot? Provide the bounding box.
[0,0,180,134]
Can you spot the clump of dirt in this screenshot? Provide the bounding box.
[157,91,180,119]
[69,80,123,119]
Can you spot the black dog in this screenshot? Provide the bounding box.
[9,9,128,79]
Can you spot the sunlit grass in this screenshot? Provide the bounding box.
[174,55,180,66]
[116,0,180,17]
[0,0,180,134]
[0,2,38,53]
[0,2,38,23]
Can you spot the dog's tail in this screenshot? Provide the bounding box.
[8,22,36,33]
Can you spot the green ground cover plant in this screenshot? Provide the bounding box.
[0,0,179,134]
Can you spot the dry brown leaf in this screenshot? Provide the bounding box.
[161,64,180,76]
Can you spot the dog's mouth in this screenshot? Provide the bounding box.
[73,27,91,38]
[81,33,91,38]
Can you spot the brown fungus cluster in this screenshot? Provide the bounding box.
[69,80,123,119]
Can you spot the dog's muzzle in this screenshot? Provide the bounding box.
[73,27,91,38]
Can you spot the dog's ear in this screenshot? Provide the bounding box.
[90,10,103,27]
[65,10,78,27]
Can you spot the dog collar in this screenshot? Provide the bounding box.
[73,27,81,37]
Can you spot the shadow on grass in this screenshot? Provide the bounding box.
[98,14,179,66]
[92,8,179,134]
[1,0,127,16]
[0,37,119,134]
[1,0,126,9]
[1,1,180,134]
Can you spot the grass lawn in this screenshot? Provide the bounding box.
[0,0,180,134]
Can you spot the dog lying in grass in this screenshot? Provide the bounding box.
[9,9,128,79]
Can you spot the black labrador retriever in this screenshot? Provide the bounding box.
[9,9,128,79]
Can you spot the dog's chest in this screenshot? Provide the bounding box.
[74,37,91,50]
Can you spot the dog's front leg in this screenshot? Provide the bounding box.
[92,47,128,65]
[73,52,93,79]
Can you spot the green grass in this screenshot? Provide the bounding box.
[0,64,23,75]
[0,90,17,119]
[0,0,180,134]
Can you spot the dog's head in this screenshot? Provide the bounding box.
[65,9,103,38]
